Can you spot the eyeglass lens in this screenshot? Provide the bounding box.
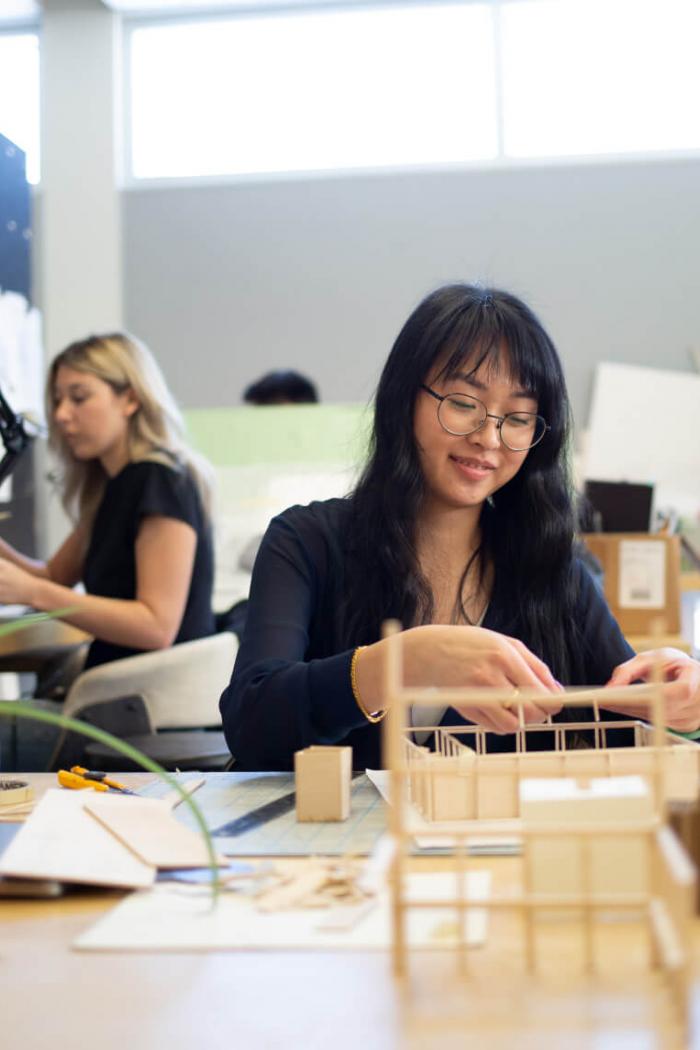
[438,394,546,451]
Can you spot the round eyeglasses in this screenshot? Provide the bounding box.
[421,384,550,452]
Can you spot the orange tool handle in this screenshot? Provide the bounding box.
[57,770,109,792]
[70,766,132,793]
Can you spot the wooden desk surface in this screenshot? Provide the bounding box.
[0,608,89,672]
[1,774,698,1049]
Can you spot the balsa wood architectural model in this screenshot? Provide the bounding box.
[380,620,699,1043]
[521,775,652,900]
[402,712,699,823]
[294,745,352,822]
[670,803,700,912]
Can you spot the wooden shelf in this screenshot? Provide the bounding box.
[625,633,692,654]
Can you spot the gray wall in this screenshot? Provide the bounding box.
[123,155,700,433]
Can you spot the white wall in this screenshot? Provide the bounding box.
[35,0,124,555]
[123,156,700,431]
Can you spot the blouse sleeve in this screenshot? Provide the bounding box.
[219,512,369,770]
[571,557,635,684]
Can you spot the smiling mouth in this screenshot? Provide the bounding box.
[450,455,495,472]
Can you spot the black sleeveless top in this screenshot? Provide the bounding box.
[83,460,214,669]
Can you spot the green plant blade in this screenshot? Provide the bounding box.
[0,608,78,639]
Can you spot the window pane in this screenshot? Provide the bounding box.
[502,0,700,157]
[0,33,40,183]
[129,5,497,179]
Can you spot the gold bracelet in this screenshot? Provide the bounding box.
[350,645,387,724]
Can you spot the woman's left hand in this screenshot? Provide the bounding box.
[0,559,39,607]
[605,648,700,733]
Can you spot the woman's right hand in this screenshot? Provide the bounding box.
[356,624,563,733]
[404,624,563,732]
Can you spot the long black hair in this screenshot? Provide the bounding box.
[343,283,579,682]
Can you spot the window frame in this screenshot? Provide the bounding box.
[121,0,700,189]
[122,0,504,187]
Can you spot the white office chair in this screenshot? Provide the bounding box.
[48,631,238,771]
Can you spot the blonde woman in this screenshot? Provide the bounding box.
[0,332,215,672]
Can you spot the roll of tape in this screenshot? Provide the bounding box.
[0,780,34,807]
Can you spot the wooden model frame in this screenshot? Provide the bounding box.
[381,622,698,1038]
[404,716,700,823]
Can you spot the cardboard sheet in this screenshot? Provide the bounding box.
[85,793,227,870]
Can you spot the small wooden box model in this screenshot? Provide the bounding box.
[521,775,652,899]
[294,746,352,822]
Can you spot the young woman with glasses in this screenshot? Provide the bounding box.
[220,284,700,769]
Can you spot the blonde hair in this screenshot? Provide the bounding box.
[46,332,214,525]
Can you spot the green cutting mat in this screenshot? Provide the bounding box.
[148,772,387,857]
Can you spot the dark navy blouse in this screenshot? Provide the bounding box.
[220,498,634,770]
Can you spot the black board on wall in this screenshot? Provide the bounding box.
[0,132,31,299]
[0,132,37,558]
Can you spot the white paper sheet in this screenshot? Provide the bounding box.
[618,540,666,609]
[73,870,491,952]
[584,361,700,516]
[0,290,43,419]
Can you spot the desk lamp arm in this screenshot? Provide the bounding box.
[0,383,40,488]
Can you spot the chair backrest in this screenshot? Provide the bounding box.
[48,694,153,771]
[62,632,238,731]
